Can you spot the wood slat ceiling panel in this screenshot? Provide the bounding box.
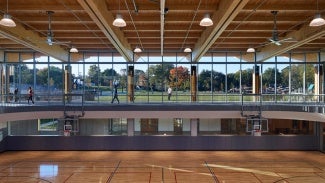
[0,0,322,59]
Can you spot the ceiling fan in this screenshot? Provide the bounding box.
[46,11,70,46]
[268,11,295,46]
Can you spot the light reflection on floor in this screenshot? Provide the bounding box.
[0,151,324,183]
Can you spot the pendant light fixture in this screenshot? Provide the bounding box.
[184,47,192,53]
[199,0,213,27]
[133,46,142,53]
[246,47,255,53]
[70,46,78,53]
[113,0,126,27]
[0,0,16,27]
[310,0,325,26]
[200,13,213,26]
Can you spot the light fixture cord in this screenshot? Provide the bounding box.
[212,0,268,51]
[118,0,120,13]
[180,0,202,52]
[6,0,9,13]
[124,0,143,51]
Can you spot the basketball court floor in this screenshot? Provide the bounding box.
[0,151,324,182]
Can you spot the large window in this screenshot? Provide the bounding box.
[1,51,322,104]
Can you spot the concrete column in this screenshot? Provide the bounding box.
[190,118,198,136]
[191,66,197,102]
[128,66,134,102]
[127,118,134,136]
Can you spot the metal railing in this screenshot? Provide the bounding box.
[0,92,324,106]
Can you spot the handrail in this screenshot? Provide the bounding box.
[63,93,84,117]
[0,93,324,106]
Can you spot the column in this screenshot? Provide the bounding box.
[64,65,72,102]
[320,122,324,152]
[252,65,260,94]
[252,65,260,103]
[127,118,134,136]
[128,66,134,102]
[191,66,197,102]
[314,65,323,101]
[0,64,4,102]
[0,51,3,103]
[190,118,198,136]
[1,65,10,102]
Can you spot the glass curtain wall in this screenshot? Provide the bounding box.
[1,51,323,104]
[176,52,191,102]
[277,54,290,102]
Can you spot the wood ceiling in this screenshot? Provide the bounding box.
[0,0,324,62]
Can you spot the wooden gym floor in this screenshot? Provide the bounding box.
[0,151,324,183]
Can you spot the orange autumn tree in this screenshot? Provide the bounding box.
[169,66,190,91]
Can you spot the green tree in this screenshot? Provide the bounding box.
[240,68,253,87]
[20,64,33,85]
[36,66,63,89]
[147,64,174,91]
[227,73,237,91]
[198,70,225,92]
[290,64,304,92]
[102,68,119,87]
[280,66,290,87]
[135,69,146,89]
[87,65,100,86]
[305,64,315,92]
[262,67,282,88]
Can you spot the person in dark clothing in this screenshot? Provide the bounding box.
[27,86,34,104]
[111,81,119,104]
[14,88,18,102]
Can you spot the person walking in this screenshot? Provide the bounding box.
[14,88,18,102]
[27,86,34,104]
[167,86,172,101]
[111,81,119,104]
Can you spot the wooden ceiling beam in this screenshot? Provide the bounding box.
[0,22,69,62]
[243,3,324,11]
[256,25,325,62]
[192,0,249,62]
[77,0,132,61]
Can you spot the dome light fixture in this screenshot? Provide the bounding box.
[246,47,255,53]
[134,46,142,53]
[184,47,192,53]
[69,47,78,53]
[113,14,126,27]
[0,0,16,27]
[113,0,126,27]
[310,0,325,27]
[200,13,213,27]
[310,13,325,27]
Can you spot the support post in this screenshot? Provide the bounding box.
[64,65,72,102]
[128,66,134,102]
[190,118,198,136]
[191,66,197,102]
[127,118,134,136]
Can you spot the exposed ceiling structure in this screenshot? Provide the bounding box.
[0,0,324,62]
